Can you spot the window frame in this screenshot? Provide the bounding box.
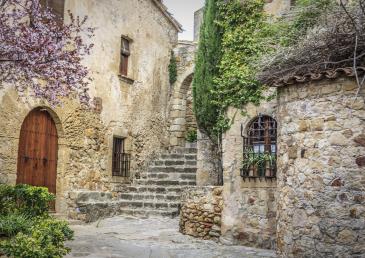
[241,114,277,180]
[112,137,131,177]
[119,37,131,76]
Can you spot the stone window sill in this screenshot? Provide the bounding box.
[118,75,135,84]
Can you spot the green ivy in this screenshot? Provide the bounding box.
[193,0,270,139]
[168,51,177,85]
[0,184,73,258]
[186,129,198,143]
[193,0,333,139]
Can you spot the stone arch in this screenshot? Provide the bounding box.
[169,71,197,147]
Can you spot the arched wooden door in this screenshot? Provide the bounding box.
[16,108,58,200]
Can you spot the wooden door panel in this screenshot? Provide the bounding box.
[17,109,58,199]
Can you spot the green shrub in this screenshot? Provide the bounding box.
[0,184,73,258]
[0,184,55,216]
[186,129,197,143]
[0,219,73,258]
[168,51,177,85]
[0,213,33,237]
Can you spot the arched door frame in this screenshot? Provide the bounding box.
[16,106,66,212]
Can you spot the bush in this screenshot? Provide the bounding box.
[0,219,73,258]
[0,184,55,216]
[0,184,73,258]
[0,213,33,237]
[186,129,197,143]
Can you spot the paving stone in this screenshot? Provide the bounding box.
[66,216,276,258]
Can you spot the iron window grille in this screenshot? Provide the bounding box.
[241,114,277,180]
[112,137,131,177]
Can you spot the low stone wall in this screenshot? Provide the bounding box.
[179,186,223,241]
[67,191,117,222]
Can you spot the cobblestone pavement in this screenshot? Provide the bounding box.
[66,216,276,258]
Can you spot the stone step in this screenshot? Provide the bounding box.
[143,172,196,181]
[135,179,196,186]
[160,153,197,160]
[119,193,181,202]
[50,213,85,225]
[118,200,180,210]
[123,185,184,194]
[148,166,197,173]
[170,148,197,154]
[152,160,197,166]
[117,207,179,218]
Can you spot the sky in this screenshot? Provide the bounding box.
[163,0,205,41]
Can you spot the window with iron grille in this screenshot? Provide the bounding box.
[120,37,130,76]
[112,137,131,177]
[241,115,277,180]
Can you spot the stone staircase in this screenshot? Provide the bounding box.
[113,145,197,218]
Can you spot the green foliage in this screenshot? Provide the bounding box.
[0,184,73,258]
[0,184,55,217]
[193,0,334,138]
[0,220,73,258]
[192,0,222,139]
[194,0,270,138]
[0,213,33,237]
[242,152,276,170]
[168,51,177,85]
[212,0,269,135]
[186,129,197,142]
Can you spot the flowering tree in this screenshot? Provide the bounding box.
[0,0,94,105]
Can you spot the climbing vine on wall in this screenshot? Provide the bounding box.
[193,0,338,139]
[168,51,177,85]
[193,0,270,140]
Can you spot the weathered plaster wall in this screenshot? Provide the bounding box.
[220,93,278,250]
[180,186,223,241]
[276,78,365,257]
[65,0,178,170]
[0,0,178,215]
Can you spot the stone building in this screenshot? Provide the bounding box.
[179,1,365,257]
[0,0,185,216]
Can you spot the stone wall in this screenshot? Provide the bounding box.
[0,0,179,215]
[196,130,221,186]
[276,78,365,257]
[169,41,197,147]
[220,94,278,250]
[194,7,204,42]
[180,186,223,241]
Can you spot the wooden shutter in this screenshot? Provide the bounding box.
[120,37,130,76]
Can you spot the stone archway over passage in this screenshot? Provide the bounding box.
[169,73,197,147]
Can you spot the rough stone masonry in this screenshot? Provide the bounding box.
[276,78,365,257]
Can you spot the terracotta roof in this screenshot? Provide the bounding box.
[265,67,365,87]
[151,0,183,32]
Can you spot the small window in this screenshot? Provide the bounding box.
[112,137,131,177]
[241,115,277,179]
[120,37,130,76]
[39,0,65,20]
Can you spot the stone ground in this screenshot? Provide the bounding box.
[66,216,276,258]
